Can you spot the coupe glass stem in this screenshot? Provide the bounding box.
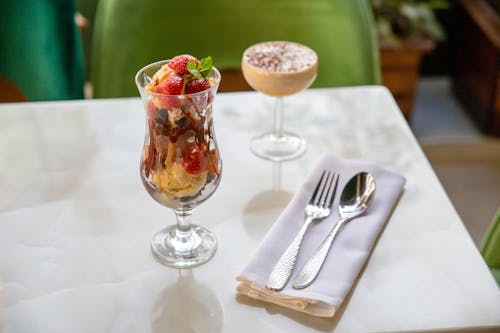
[250,95,305,161]
[273,97,284,139]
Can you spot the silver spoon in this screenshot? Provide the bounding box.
[292,172,376,289]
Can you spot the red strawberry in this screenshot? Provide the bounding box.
[155,75,184,95]
[185,78,211,94]
[155,75,184,108]
[180,150,208,174]
[168,54,199,75]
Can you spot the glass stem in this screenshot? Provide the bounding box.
[174,209,193,240]
[273,97,284,139]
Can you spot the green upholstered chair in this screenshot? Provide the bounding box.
[481,208,500,285]
[91,0,380,98]
[0,0,84,102]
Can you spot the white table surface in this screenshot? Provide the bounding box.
[0,86,499,333]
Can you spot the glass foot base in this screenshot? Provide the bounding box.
[250,132,306,162]
[151,224,217,269]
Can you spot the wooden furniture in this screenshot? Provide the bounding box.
[1,87,499,332]
[218,69,252,92]
[453,0,500,136]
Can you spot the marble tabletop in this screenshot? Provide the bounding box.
[0,86,499,333]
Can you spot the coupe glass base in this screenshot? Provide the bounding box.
[151,225,217,268]
[250,132,306,162]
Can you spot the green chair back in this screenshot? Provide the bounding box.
[481,208,500,285]
[0,0,84,102]
[91,0,380,98]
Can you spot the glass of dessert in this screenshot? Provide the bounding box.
[242,41,318,161]
[135,55,221,268]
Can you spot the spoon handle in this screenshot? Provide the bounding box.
[292,217,348,289]
[266,217,314,291]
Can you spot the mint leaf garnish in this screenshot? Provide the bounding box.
[198,56,213,78]
[187,59,201,79]
[186,56,213,80]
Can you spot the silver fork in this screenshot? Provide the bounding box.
[266,170,339,291]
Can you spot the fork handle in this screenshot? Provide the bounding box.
[292,217,349,289]
[266,217,314,291]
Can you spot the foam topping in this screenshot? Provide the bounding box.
[244,41,317,72]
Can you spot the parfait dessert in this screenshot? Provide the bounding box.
[138,55,221,209]
[135,55,221,268]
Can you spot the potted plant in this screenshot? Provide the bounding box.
[371,0,448,119]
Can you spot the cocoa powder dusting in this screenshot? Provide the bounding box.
[244,41,317,72]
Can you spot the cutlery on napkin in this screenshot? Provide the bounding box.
[236,154,406,317]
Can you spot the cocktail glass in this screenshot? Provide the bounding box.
[241,41,318,161]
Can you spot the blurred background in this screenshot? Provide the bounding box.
[0,0,499,247]
[371,0,500,247]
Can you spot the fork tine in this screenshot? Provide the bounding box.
[315,171,331,205]
[326,173,339,208]
[319,172,334,206]
[309,170,326,204]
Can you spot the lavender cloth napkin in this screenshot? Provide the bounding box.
[236,154,406,317]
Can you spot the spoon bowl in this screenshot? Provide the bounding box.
[339,172,376,218]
